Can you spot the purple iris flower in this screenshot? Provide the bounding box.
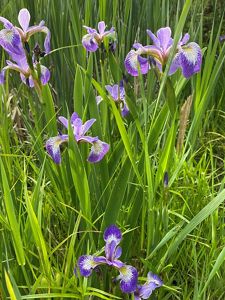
[125,27,202,79]
[46,112,109,164]
[77,224,138,293]
[0,8,50,54]
[0,8,51,86]
[105,82,129,117]
[220,35,225,42]
[134,272,163,300]
[82,21,116,52]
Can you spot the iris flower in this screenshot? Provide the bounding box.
[125,27,202,78]
[77,224,138,293]
[105,82,129,117]
[0,8,51,86]
[46,112,109,164]
[134,272,163,300]
[82,21,116,52]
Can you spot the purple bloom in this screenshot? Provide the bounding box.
[124,27,202,78]
[105,82,129,117]
[134,272,163,300]
[82,21,116,52]
[0,8,51,86]
[0,8,50,54]
[77,224,138,294]
[46,112,109,164]
[219,35,225,42]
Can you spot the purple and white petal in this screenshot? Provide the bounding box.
[77,136,98,144]
[72,117,83,136]
[18,8,30,32]
[111,259,124,269]
[98,21,106,36]
[124,50,149,76]
[82,33,99,52]
[46,134,68,164]
[40,65,50,85]
[103,224,122,244]
[93,256,107,264]
[179,42,202,78]
[83,25,97,34]
[0,28,23,55]
[78,255,99,277]
[87,140,109,163]
[71,112,79,123]
[138,272,163,299]
[118,265,138,293]
[105,240,117,262]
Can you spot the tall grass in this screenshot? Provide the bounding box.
[0,0,225,299]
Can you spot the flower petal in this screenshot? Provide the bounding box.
[179,42,202,78]
[58,116,69,128]
[18,8,30,32]
[180,33,190,46]
[88,140,109,163]
[118,265,138,293]
[98,21,106,35]
[124,50,149,76]
[26,25,51,54]
[146,29,160,48]
[83,25,97,34]
[96,95,103,105]
[81,118,96,135]
[138,272,163,299]
[103,224,122,244]
[82,33,99,52]
[156,27,173,52]
[0,28,23,55]
[0,17,13,29]
[46,135,68,164]
[78,255,100,277]
[120,100,129,117]
[40,65,50,85]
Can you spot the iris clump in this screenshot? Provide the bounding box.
[125,27,202,78]
[0,8,50,87]
[46,112,110,164]
[77,225,163,297]
[82,21,116,52]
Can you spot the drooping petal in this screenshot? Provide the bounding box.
[26,25,51,53]
[124,50,149,76]
[179,42,202,78]
[40,65,50,85]
[138,272,163,299]
[156,27,173,52]
[18,8,30,32]
[0,17,14,29]
[81,118,96,135]
[88,140,110,163]
[46,134,68,164]
[118,265,138,293]
[98,21,106,35]
[104,224,122,244]
[82,33,99,52]
[0,28,24,55]
[78,255,101,277]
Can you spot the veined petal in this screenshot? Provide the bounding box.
[40,65,50,85]
[156,27,173,52]
[81,118,96,135]
[104,224,122,244]
[0,17,13,29]
[124,50,149,76]
[98,21,106,35]
[118,265,138,293]
[88,140,109,163]
[18,8,30,32]
[82,33,98,52]
[179,42,202,78]
[78,255,101,277]
[0,28,23,55]
[46,135,68,164]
